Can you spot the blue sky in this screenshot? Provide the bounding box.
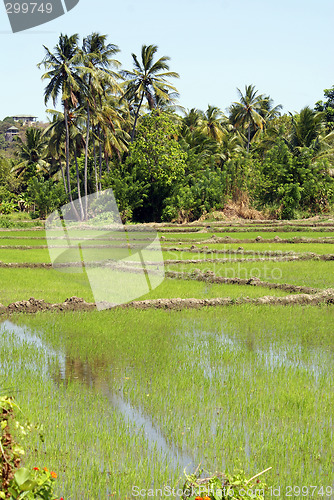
[0,0,333,122]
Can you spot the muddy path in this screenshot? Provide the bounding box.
[165,270,322,295]
[1,250,333,270]
[124,289,334,309]
[161,236,334,244]
[1,289,333,315]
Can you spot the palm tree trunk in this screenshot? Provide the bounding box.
[105,150,109,173]
[93,132,98,194]
[84,102,90,219]
[98,126,103,192]
[59,160,68,194]
[74,150,84,221]
[64,102,72,201]
[247,124,251,153]
[131,93,144,143]
[64,100,80,220]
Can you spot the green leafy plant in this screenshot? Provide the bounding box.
[0,396,23,495]
[0,396,63,500]
[182,465,271,500]
[6,467,62,500]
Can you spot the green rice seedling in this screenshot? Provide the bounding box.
[0,268,94,304]
[0,265,292,306]
[0,249,51,263]
[138,278,290,300]
[0,325,182,499]
[166,259,334,289]
[194,242,334,255]
[159,231,334,241]
[8,305,333,499]
[0,239,48,247]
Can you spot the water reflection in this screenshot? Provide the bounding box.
[0,320,195,472]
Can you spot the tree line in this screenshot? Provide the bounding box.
[0,32,333,221]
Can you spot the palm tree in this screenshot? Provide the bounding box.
[81,33,121,212]
[38,33,87,208]
[44,116,68,194]
[229,85,266,152]
[200,105,227,142]
[218,125,244,163]
[121,44,180,142]
[14,128,48,178]
[44,109,85,219]
[181,108,203,132]
[288,107,334,161]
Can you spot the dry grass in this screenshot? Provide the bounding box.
[199,191,266,221]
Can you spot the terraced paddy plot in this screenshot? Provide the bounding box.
[191,242,334,255]
[0,238,50,246]
[2,305,333,499]
[0,321,181,499]
[0,268,95,304]
[0,248,252,265]
[0,268,293,306]
[138,278,291,300]
[0,248,51,263]
[0,230,46,237]
[1,219,333,499]
[166,259,334,289]
[160,231,334,241]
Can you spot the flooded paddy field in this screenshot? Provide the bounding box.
[1,306,333,499]
[0,219,333,499]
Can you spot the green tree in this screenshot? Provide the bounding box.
[14,128,48,180]
[229,85,267,152]
[200,105,227,142]
[315,86,334,129]
[27,176,66,219]
[287,107,334,162]
[81,33,122,212]
[121,45,179,142]
[38,33,87,209]
[126,111,187,220]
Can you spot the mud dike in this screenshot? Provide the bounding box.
[1,288,333,315]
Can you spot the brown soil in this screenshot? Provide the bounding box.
[1,288,333,315]
[0,296,96,314]
[166,270,320,294]
[124,289,334,309]
[162,236,334,244]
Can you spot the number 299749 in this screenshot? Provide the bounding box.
[5,3,53,14]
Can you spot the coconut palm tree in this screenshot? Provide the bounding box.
[288,107,334,162]
[181,108,203,133]
[218,125,244,163]
[38,33,87,208]
[81,33,122,212]
[44,116,68,194]
[229,85,266,152]
[121,44,179,142]
[14,128,48,178]
[44,109,85,219]
[200,105,227,142]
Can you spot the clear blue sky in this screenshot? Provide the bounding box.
[0,0,333,122]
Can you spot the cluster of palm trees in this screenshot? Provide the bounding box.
[11,31,334,220]
[179,86,333,168]
[35,33,180,219]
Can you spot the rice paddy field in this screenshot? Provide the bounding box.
[0,218,333,499]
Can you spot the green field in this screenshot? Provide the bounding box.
[2,305,333,499]
[0,221,333,499]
